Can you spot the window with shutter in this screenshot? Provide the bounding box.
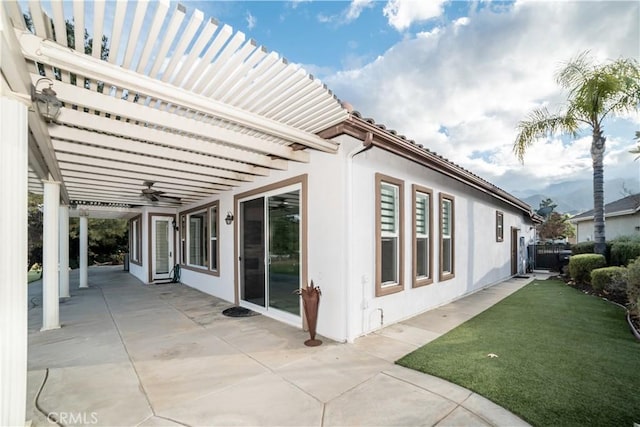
[440,193,455,280]
[413,185,433,287]
[375,174,404,297]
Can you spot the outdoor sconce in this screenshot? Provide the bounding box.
[172,219,179,232]
[31,78,62,122]
[225,212,234,225]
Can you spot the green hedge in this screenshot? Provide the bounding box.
[610,241,640,266]
[572,241,595,255]
[569,254,606,285]
[591,267,628,301]
[627,258,640,317]
[571,241,614,264]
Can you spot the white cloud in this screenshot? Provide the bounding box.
[326,1,640,192]
[246,11,257,30]
[383,0,447,31]
[317,0,374,26]
[346,0,375,22]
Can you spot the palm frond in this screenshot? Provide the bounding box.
[556,51,594,91]
[513,108,578,162]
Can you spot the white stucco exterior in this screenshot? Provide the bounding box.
[128,133,536,343]
[574,213,640,243]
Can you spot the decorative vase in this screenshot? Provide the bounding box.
[298,280,322,346]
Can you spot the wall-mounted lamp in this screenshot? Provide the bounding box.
[31,78,62,122]
[172,218,179,232]
[225,212,234,225]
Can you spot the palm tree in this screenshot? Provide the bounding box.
[514,52,640,254]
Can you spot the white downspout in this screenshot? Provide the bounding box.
[344,132,373,343]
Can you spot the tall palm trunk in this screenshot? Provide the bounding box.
[591,128,606,255]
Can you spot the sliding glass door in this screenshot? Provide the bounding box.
[240,186,301,319]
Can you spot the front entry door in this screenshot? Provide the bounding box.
[152,216,174,281]
[239,187,301,321]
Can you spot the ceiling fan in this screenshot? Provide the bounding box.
[140,181,181,204]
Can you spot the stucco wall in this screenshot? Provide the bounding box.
[348,144,535,338]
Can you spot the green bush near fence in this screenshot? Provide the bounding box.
[569,254,606,285]
[591,266,628,301]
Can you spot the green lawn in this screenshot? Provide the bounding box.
[397,280,640,427]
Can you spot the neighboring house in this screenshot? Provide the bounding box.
[129,110,540,342]
[570,193,640,242]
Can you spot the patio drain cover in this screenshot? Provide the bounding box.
[222,306,260,317]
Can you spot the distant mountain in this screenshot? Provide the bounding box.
[513,178,640,215]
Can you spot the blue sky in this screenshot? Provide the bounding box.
[23,0,640,194]
[188,0,640,194]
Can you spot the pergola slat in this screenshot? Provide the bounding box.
[136,0,169,74]
[31,75,310,161]
[59,163,232,191]
[148,3,186,79]
[52,139,255,182]
[171,17,218,87]
[192,25,244,93]
[107,0,128,64]
[62,172,221,195]
[122,0,149,69]
[50,126,272,176]
[185,24,235,91]
[56,108,288,170]
[72,1,84,53]
[160,8,203,81]
[56,154,242,187]
[91,0,106,59]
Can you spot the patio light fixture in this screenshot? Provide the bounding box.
[172,219,179,232]
[225,212,234,225]
[31,78,62,122]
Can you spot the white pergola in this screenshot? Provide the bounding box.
[0,1,347,423]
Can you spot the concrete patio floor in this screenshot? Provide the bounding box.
[26,266,548,426]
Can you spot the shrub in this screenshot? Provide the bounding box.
[569,254,606,285]
[571,241,613,264]
[627,258,640,317]
[572,241,594,255]
[610,241,640,266]
[591,267,628,301]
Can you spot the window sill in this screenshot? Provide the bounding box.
[180,264,220,277]
[413,277,433,288]
[439,272,455,282]
[376,282,403,297]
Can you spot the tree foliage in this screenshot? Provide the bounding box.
[537,212,575,241]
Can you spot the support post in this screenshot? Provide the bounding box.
[42,180,60,331]
[59,205,70,298]
[0,94,29,425]
[79,210,89,288]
